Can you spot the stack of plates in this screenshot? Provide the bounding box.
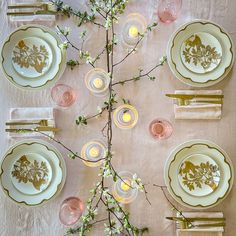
[164,140,234,209]
[0,140,66,206]
[167,20,235,87]
[0,24,66,90]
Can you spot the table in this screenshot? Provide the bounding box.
[0,0,236,235]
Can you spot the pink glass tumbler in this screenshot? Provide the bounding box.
[157,0,182,23]
[51,84,77,107]
[59,197,84,226]
[149,118,173,140]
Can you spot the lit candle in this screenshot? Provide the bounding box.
[121,180,131,191]
[93,78,103,89]
[122,112,131,123]
[89,147,100,158]
[128,25,139,38]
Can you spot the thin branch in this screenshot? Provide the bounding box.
[112,60,166,86]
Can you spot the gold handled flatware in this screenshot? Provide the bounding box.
[166,94,224,100]
[166,216,226,222]
[5,127,60,132]
[176,222,225,229]
[6,119,48,126]
[7,2,57,16]
[176,100,223,106]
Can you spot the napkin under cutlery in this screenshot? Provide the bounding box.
[8,107,56,138]
[173,90,223,120]
[176,212,224,236]
[8,0,56,26]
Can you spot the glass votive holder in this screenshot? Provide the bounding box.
[121,13,147,47]
[112,171,138,204]
[51,84,77,107]
[81,140,106,167]
[85,68,110,96]
[157,0,182,24]
[113,104,139,130]
[149,118,173,140]
[59,196,84,226]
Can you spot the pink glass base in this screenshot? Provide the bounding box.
[51,84,77,107]
[59,197,84,226]
[149,119,173,140]
[158,10,177,23]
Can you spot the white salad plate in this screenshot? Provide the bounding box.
[0,139,66,206]
[167,20,234,87]
[0,24,66,90]
[164,140,233,209]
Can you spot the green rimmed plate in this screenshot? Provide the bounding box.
[0,139,66,206]
[0,24,66,90]
[164,140,233,209]
[167,20,235,87]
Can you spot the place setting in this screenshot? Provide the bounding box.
[0,0,236,236]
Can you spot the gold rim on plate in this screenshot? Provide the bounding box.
[168,20,234,87]
[0,25,66,89]
[0,140,66,206]
[165,140,233,209]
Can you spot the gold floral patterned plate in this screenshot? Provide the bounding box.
[0,139,66,206]
[0,25,66,90]
[164,140,233,209]
[167,20,234,87]
[178,153,220,197]
[180,32,222,74]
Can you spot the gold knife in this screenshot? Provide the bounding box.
[166,94,224,99]
[166,216,226,222]
[5,127,60,132]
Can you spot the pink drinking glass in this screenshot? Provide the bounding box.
[59,197,84,226]
[149,118,173,140]
[51,84,77,107]
[157,0,182,23]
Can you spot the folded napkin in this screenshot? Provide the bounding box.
[8,0,56,27]
[8,107,56,138]
[174,90,222,120]
[176,212,224,236]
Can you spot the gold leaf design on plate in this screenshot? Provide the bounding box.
[12,40,49,73]
[11,155,49,191]
[179,161,220,192]
[182,34,222,70]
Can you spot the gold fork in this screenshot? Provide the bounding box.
[6,119,48,126]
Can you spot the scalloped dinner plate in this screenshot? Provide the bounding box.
[0,139,66,206]
[167,20,235,87]
[164,140,233,209]
[0,24,66,90]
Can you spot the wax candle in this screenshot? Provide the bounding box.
[122,112,131,123]
[93,78,103,89]
[121,180,131,191]
[89,147,100,158]
[129,25,139,38]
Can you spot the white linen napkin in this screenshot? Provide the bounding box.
[174,90,223,120]
[8,0,56,27]
[8,107,56,138]
[176,212,224,236]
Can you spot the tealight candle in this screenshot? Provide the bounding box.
[121,180,131,191]
[128,25,139,38]
[122,13,147,47]
[112,171,138,204]
[122,112,132,123]
[89,147,100,158]
[81,140,106,167]
[93,78,103,89]
[85,68,110,97]
[113,104,138,129]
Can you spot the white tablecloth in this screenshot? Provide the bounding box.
[0,0,236,235]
